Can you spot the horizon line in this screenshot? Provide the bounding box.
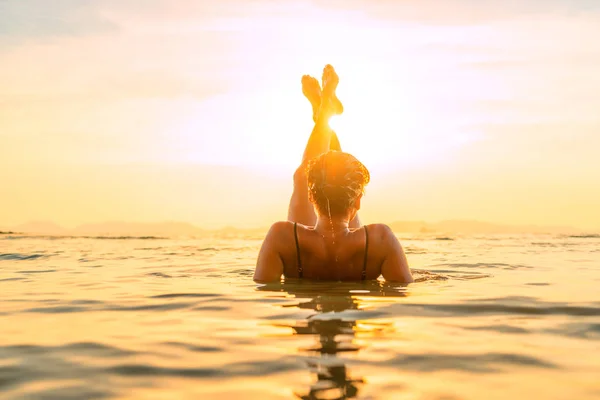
[2,219,594,235]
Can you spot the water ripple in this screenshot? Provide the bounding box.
[0,253,47,261]
[160,342,222,352]
[107,358,301,378]
[150,293,221,299]
[22,301,198,314]
[18,269,56,274]
[385,302,600,317]
[463,324,529,334]
[1,342,136,357]
[548,322,600,340]
[431,262,533,270]
[377,352,557,372]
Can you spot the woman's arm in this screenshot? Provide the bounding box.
[253,222,287,282]
[379,225,414,283]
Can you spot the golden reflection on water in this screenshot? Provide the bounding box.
[258,281,408,399]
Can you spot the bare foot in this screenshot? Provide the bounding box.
[322,64,343,115]
[302,75,322,123]
[319,64,341,118]
[303,69,343,151]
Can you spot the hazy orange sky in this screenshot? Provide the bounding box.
[1,0,599,230]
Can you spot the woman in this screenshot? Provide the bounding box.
[254,65,413,283]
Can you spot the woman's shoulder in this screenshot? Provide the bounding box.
[363,223,395,235]
[267,221,316,236]
[267,220,295,234]
[263,221,297,253]
[362,223,398,244]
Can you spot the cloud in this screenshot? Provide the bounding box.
[312,0,600,25]
[0,0,118,42]
[0,0,295,43]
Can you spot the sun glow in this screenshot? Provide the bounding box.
[310,74,458,171]
[327,115,342,133]
[168,57,474,171]
[134,10,494,171]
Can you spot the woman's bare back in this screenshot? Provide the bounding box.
[283,223,373,280]
[254,221,411,282]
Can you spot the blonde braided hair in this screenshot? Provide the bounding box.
[306,151,370,216]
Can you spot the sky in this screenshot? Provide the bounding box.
[1,0,599,230]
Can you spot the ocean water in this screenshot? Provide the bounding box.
[0,233,599,400]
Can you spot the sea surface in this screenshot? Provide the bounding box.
[0,233,599,400]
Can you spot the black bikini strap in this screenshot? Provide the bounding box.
[294,222,303,278]
[362,225,369,280]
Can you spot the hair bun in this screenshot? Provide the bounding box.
[306,151,370,216]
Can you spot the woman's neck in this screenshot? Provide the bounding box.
[315,215,351,233]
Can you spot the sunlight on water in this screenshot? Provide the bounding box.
[0,233,599,399]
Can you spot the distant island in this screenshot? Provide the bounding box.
[0,220,592,237]
[0,221,207,237]
[387,220,584,235]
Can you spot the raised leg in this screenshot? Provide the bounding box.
[302,75,343,151]
[322,68,344,152]
[329,131,342,152]
[287,65,361,227]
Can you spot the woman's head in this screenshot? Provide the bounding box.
[306,151,370,218]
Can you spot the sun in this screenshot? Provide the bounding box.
[322,90,423,169]
[327,115,343,133]
[317,59,474,172]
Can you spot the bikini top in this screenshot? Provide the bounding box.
[293,222,369,280]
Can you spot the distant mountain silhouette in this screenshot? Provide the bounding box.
[73,221,206,236]
[4,221,207,237]
[3,219,586,236]
[388,220,581,235]
[12,221,69,235]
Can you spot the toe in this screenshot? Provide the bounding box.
[322,65,332,85]
[323,64,336,78]
[322,65,339,93]
[303,75,322,95]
